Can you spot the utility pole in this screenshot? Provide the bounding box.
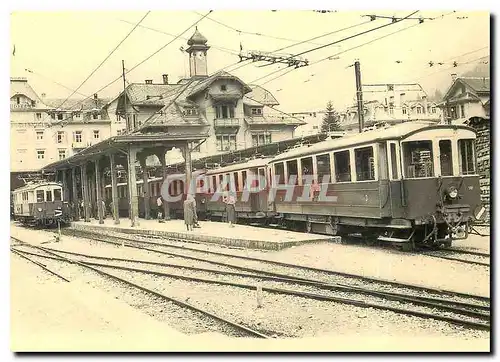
[354,60,364,133]
[122,60,128,131]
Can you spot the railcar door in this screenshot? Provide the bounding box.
[249,168,260,211]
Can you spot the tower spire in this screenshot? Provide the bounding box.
[186,27,210,77]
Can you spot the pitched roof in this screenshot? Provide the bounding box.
[443,77,490,101]
[245,85,279,106]
[139,79,209,128]
[459,77,490,93]
[42,97,112,111]
[125,83,182,105]
[187,70,253,98]
[10,78,47,106]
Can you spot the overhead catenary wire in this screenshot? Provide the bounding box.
[24,68,90,98]
[50,11,213,128]
[56,11,151,111]
[117,18,240,55]
[412,55,490,82]
[289,10,419,59]
[193,11,331,46]
[256,21,422,86]
[254,10,457,87]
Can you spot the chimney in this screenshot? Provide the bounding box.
[145,79,153,84]
[162,74,169,84]
[451,73,457,82]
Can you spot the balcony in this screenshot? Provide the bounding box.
[214,118,240,128]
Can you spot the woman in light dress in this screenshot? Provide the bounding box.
[223,191,236,228]
[183,194,197,231]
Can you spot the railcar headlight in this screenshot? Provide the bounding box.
[447,186,458,199]
[37,207,42,212]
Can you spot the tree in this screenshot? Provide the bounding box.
[321,101,341,133]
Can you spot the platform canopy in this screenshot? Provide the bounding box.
[41,131,208,172]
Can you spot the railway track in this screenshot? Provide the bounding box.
[420,249,490,267]
[22,230,491,331]
[65,229,490,301]
[10,236,271,339]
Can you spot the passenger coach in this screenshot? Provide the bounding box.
[12,181,71,226]
[268,121,484,250]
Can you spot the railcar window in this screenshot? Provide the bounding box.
[258,168,266,190]
[45,190,53,202]
[300,157,313,184]
[179,180,185,195]
[334,151,351,182]
[439,140,453,176]
[390,143,399,179]
[402,141,434,178]
[274,163,285,185]
[224,174,231,192]
[233,172,240,192]
[53,189,62,201]
[286,160,299,185]
[355,147,375,181]
[242,171,248,190]
[36,190,44,202]
[458,139,476,175]
[316,154,331,184]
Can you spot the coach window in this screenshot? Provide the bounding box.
[45,190,53,202]
[458,139,476,175]
[286,160,299,185]
[334,150,351,182]
[355,146,375,181]
[258,168,266,190]
[211,176,217,193]
[439,140,453,176]
[241,171,248,190]
[36,190,44,202]
[402,141,434,178]
[54,189,62,201]
[389,143,399,179]
[300,157,313,184]
[316,154,331,184]
[218,175,224,191]
[233,172,240,192]
[274,163,285,185]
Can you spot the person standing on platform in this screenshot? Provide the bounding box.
[223,191,236,228]
[157,196,164,223]
[184,194,196,231]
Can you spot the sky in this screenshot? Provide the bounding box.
[10,10,490,113]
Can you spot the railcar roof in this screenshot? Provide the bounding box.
[205,157,273,175]
[13,181,61,192]
[165,169,206,180]
[271,122,472,162]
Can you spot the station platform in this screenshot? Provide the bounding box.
[69,218,339,251]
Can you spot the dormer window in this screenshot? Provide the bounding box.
[220,84,227,91]
[402,107,407,115]
[184,108,198,117]
[251,108,263,116]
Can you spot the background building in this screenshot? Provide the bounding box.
[10,77,111,189]
[339,83,442,134]
[105,28,305,166]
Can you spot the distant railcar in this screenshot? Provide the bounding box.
[12,181,71,227]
